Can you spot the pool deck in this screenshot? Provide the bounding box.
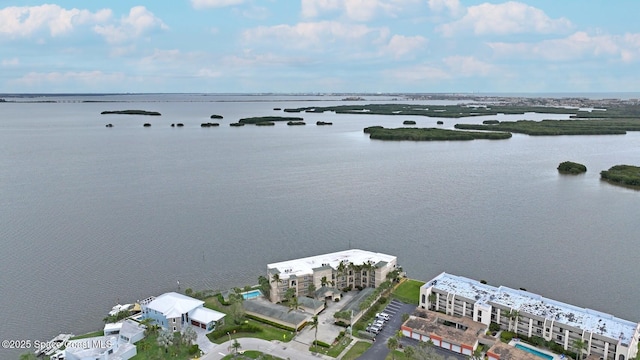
[508,339,566,360]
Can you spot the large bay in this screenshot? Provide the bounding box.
[1,94,638,358]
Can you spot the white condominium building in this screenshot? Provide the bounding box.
[419,272,639,360]
[267,249,398,303]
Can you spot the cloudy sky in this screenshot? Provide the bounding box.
[1,0,639,93]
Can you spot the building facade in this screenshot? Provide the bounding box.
[267,249,399,303]
[141,292,225,332]
[419,273,640,360]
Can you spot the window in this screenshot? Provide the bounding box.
[537,320,543,326]
[422,294,426,303]
[536,329,542,334]
[173,326,177,331]
[478,310,483,317]
[557,335,563,341]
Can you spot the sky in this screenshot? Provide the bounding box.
[1,0,639,93]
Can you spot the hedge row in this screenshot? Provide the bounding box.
[210,323,261,339]
[245,314,298,332]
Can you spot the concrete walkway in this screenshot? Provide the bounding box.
[200,338,336,360]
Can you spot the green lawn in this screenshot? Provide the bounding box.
[222,350,285,359]
[207,319,293,344]
[130,334,197,360]
[70,330,103,340]
[391,279,425,305]
[342,341,372,360]
[385,349,409,360]
[309,336,353,358]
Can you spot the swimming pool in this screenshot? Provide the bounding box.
[242,290,262,300]
[515,343,554,360]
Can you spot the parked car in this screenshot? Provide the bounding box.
[369,324,382,334]
[376,313,390,321]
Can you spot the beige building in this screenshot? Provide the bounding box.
[419,272,640,360]
[267,249,398,303]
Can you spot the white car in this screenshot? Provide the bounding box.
[369,324,382,334]
[376,312,390,321]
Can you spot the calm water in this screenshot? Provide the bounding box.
[1,94,638,358]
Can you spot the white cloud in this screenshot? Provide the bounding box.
[2,57,19,66]
[191,0,245,9]
[428,0,462,17]
[12,71,126,87]
[439,1,572,37]
[488,31,640,62]
[442,55,496,76]
[301,0,418,22]
[243,21,384,50]
[93,6,168,44]
[197,68,223,78]
[0,4,111,38]
[386,63,451,82]
[380,35,427,59]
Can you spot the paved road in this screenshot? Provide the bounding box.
[200,337,335,360]
[358,299,417,360]
[399,337,468,360]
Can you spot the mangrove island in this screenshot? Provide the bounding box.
[101,110,161,116]
[557,161,587,174]
[363,126,512,141]
[600,165,640,187]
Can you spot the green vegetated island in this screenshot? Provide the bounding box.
[238,116,303,124]
[101,110,161,116]
[600,165,640,188]
[364,126,511,141]
[558,161,587,174]
[284,103,640,137]
[283,103,581,117]
[455,119,640,135]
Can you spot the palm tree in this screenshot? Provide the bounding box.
[387,337,399,360]
[337,261,348,288]
[428,293,437,310]
[307,283,316,297]
[572,339,587,360]
[511,310,520,334]
[271,273,281,301]
[157,329,173,353]
[231,339,242,354]
[320,276,329,287]
[310,315,319,347]
[182,326,197,346]
[287,295,302,313]
[403,345,416,359]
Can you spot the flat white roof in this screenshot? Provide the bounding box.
[424,272,639,345]
[145,292,204,318]
[267,249,396,278]
[191,307,225,323]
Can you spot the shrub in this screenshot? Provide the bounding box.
[500,331,515,343]
[313,340,331,348]
[530,336,545,346]
[210,323,261,339]
[489,322,501,332]
[244,314,296,332]
[188,344,200,355]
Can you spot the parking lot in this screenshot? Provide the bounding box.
[358,299,416,360]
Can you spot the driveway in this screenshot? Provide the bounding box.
[358,299,417,360]
[200,338,335,360]
[296,291,356,346]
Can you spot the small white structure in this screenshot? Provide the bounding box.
[65,320,145,360]
[142,292,225,332]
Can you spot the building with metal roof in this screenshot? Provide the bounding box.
[419,272,640,360]
[267,249,398,303]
